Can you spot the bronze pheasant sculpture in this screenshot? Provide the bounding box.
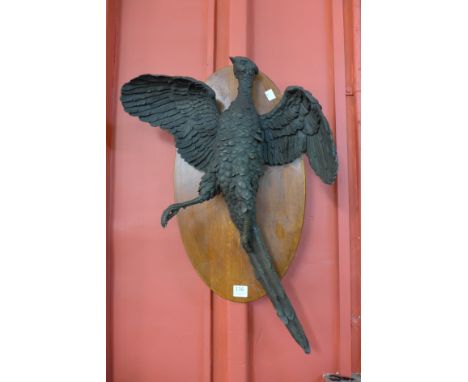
[120,56,338,354]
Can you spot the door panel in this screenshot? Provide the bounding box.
[247,2,340,380]
[107,0,360,381]
[110,1,212,381]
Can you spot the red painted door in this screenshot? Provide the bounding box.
[107,1,360,381]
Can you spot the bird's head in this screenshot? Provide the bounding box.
[230,56,259,79]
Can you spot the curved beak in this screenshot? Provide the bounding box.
[229,56,235,64]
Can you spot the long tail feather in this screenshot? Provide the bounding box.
[248,224,310,354]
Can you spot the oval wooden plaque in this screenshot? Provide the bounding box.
[174,67,305,302]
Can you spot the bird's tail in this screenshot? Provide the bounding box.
[247,223,310,354]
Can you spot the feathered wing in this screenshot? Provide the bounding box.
[120,75,220,172]
[260,86,338,184]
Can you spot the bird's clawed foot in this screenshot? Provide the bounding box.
[161,204,181,227]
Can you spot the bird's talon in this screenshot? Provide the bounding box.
[161,206,180,227]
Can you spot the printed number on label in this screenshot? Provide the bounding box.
[233,285,248,298]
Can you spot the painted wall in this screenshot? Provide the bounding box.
[107,0,360,381]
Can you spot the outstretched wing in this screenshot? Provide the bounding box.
[121,75,220,171]
[260,86,338,184]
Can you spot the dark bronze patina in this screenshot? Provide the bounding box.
[120,57,338,354]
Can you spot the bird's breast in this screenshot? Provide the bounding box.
[216,114,264,195]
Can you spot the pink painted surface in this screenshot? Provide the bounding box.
[246,2,341,381]
[110,1,213,381]
[107,0,360,381]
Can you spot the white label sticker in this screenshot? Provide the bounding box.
[233,285,248,298]
[265,89,276,101]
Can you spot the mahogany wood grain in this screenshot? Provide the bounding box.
[174,66,306,302]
